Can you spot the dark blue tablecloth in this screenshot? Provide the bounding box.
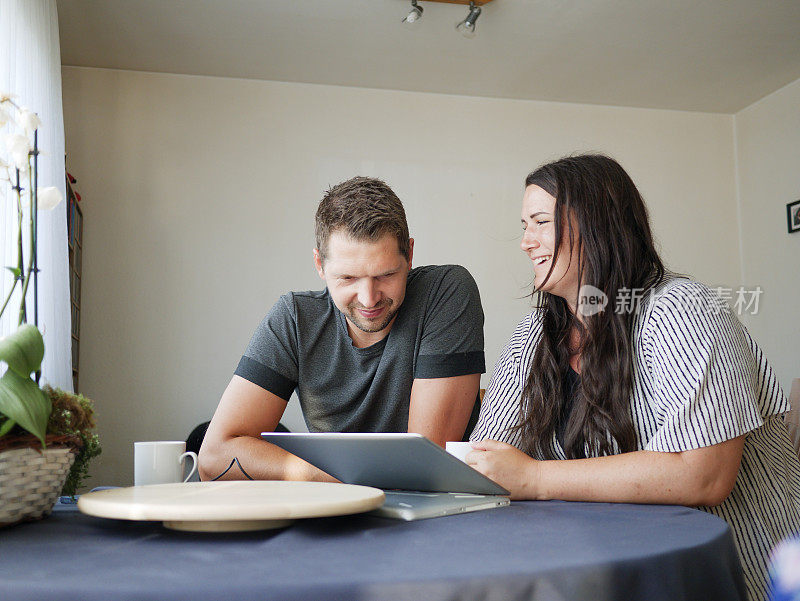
[0,501,745,601]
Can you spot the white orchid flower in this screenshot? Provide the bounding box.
[17,108,41,137]
[16,186,62,210]
[37,186,63,211]
[0,156,10,186]
[3,133,31,173]
[0,104,12,128]
[0,91,15,103]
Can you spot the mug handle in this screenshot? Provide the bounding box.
[180,451,198,483]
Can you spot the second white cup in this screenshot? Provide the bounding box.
[446,441,473,463]
[134,441,198,486]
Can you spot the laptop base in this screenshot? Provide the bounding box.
[371,491,510,521]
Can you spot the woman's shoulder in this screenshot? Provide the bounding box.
[637,274,731,326]
[630,274,751,365]
[498,307,546,359]
[645,273,715,302]
[514,306,546,337]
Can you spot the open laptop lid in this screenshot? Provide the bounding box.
[261,432,509,496]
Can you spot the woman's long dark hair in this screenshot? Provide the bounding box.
[513,154,665,460]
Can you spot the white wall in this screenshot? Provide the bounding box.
[61,66,739,488]
[734,77,800,391]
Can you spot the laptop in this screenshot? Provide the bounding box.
[260,432,510,520]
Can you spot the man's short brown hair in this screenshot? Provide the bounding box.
[315,176,411,263]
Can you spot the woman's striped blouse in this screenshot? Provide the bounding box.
[471,277,800,601]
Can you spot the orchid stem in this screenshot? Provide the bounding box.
[19,148,36,325]
[13,168,27,326]
[32,131,40,385]
[0,277,18,320]
[32,130,39,329]
[18,158,34,327]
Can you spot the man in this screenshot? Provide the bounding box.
[198,177,485,481]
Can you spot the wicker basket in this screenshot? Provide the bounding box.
[0,443,77,527]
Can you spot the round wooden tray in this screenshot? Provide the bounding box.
[77,481,385,532]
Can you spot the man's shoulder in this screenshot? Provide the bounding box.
[285,287,330,303]
[407,264,477,289]
[260,289,334,331]
[277,288,331,312]
[405,264,482,313]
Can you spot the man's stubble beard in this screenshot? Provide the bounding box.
[346,300,398,334]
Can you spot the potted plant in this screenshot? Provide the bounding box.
[44,385,102,498]
[0,93,100,526]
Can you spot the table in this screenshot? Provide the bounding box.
[0,501,746,601]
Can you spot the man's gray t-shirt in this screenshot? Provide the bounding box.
[235,265,485,433]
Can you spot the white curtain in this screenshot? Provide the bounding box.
[0,0,72,391]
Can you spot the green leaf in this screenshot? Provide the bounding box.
[0,370,50,445]
[5,266,21,279]
[0,417,15,437]
[0,324,44,376]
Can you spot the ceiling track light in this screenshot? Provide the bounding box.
[402,0,424,24]
[400,1,492,37]
[455,1,482,38]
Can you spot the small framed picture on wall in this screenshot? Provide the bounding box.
[789,200,800,234]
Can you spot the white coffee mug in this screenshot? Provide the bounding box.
[134,441,198,486]
[446,441,473,463]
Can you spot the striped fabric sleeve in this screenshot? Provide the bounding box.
[470,311,542,447]
[641,281,772,453]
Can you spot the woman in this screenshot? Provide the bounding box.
[469,154,800,601]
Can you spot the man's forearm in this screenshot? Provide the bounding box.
[198,435,337,482]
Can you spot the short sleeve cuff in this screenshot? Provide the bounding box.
[235,356,296,401]
[643,408,764,453]
[415,351,485,379]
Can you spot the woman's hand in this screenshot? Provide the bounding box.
[467,440,540,500]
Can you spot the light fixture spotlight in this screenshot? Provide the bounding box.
[402,0,424,24]
[455,0,481,38]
